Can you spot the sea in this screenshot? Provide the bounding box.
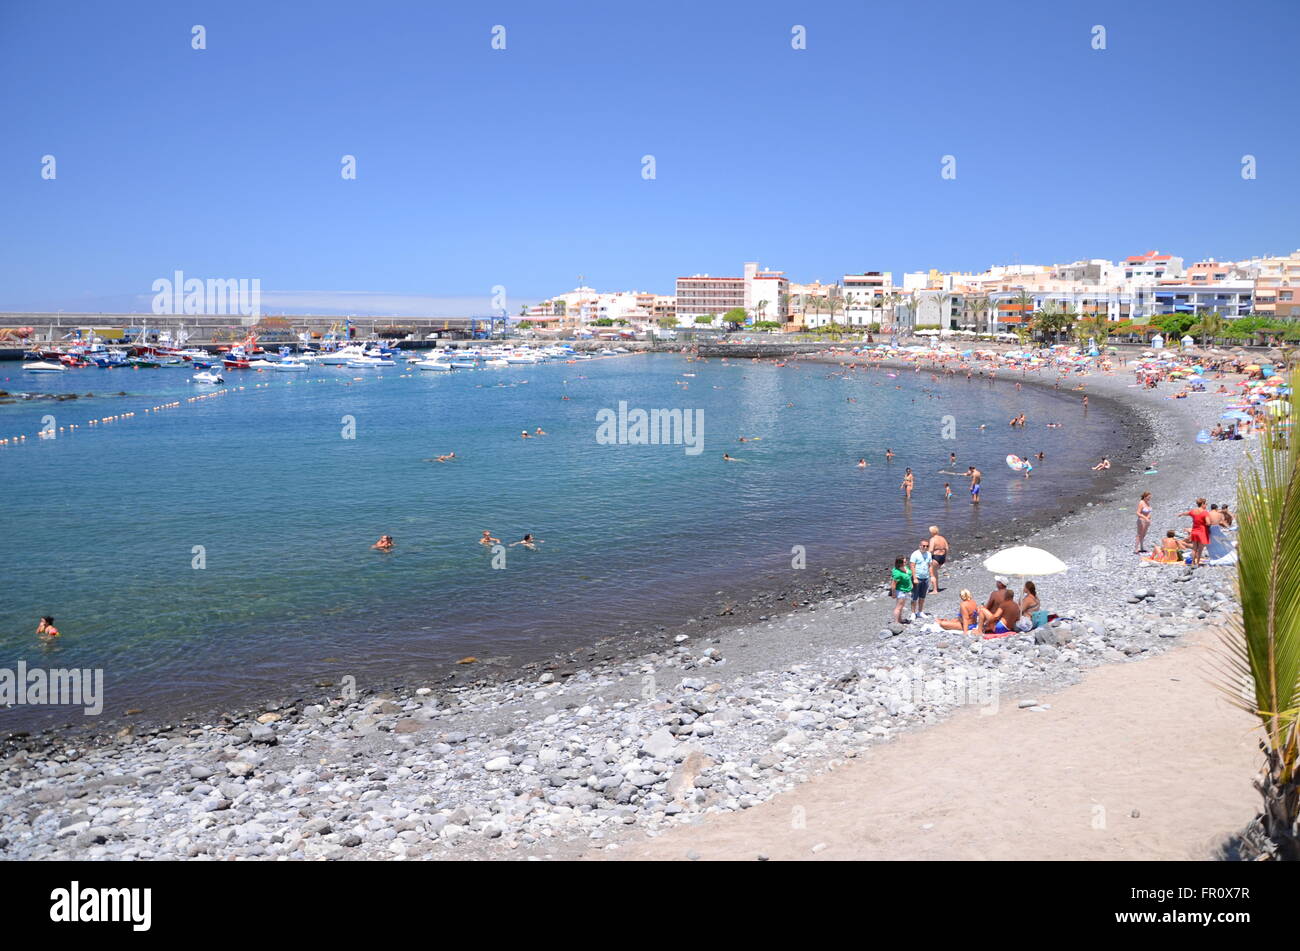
[0,351,1125,731]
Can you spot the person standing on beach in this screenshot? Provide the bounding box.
[1181,498,1210,567]
[891,556,913,624]
[967,465,982,503]
[1135,491,1153,553]
[928,526,949,592]
[909,539,932,616]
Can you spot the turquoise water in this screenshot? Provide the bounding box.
[0,353,1122,726]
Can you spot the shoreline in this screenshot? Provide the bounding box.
[0,350,1257,860]
[2,353,1141,744]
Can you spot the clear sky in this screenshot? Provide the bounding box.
[2,0,1297,315]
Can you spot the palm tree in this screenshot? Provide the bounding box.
[966,294,990,334]
[1012,290,1035,338]
[1194,308,1227,346]
[1217,382,1300,860]
[883,292,902,333]
[932,291,952,333]
[1012,325,1032,348]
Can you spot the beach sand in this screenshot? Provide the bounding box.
[600,622,1261,861]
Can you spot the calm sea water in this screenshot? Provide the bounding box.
[0,353,1122,727]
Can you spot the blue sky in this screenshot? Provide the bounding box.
[1,0,1297,315]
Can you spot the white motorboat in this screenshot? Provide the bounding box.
[483,357,510,368]
[346,356,396,368]
[192,371,225,384]
[23,361,68,372]
[268,359,308,371]
[414,359,454,371]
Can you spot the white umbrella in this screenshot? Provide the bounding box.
[983,546,1068,577]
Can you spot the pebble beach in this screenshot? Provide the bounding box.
[0,351,1260,860]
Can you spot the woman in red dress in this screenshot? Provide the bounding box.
[1181,498,1210,567]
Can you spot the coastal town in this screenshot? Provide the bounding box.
[518,249,1300,343]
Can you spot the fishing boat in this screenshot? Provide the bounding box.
[22,361,68,372]
[192,370,224,384]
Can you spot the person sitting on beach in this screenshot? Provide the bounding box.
[1018,581,1042,631]
[36,615,60,639]
[938,590,986,634]
[1146,530,1186,564]
[1219,503,1234,527]
[985,576,1008,613]
[372,535,394,551]
[479,530,501,546]
[984,589,1021,637]
[509,533,542,549]
[1092,456,1110,470]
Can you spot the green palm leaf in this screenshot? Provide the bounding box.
[1215,377,1300,859]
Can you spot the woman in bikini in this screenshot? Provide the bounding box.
[938,590,986,635]
[1135,491,1152,553]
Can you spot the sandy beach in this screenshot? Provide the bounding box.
[600,623,1260,861]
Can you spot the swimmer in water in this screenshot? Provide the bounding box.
[372,535,394,551]
[509,533,543,549]
[857,458,867,469]
[520,430,531,438]
[722,453,741,462]
[885,448,894,461]
[436,452,456,463]
[37,615,60,639]
[944,483,952,500]
[535,427,546,435]
[479,530,501,546]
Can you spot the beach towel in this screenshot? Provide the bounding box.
[1206,523,1234,562]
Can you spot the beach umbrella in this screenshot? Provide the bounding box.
[983,546,1068,578]
[1221,410,1252,421]
[1265,400,1290,416]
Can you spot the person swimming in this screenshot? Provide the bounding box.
[436,452,456,463]
[36,615,60,639]
[372,535,394,550]
[479,530,501,546]
[857,458,867,469]
[509,533,543,549]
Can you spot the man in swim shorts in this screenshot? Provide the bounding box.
[968,465,981,503]
[927,526,949,591]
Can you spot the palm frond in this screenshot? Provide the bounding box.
[1216,376,1300,857]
